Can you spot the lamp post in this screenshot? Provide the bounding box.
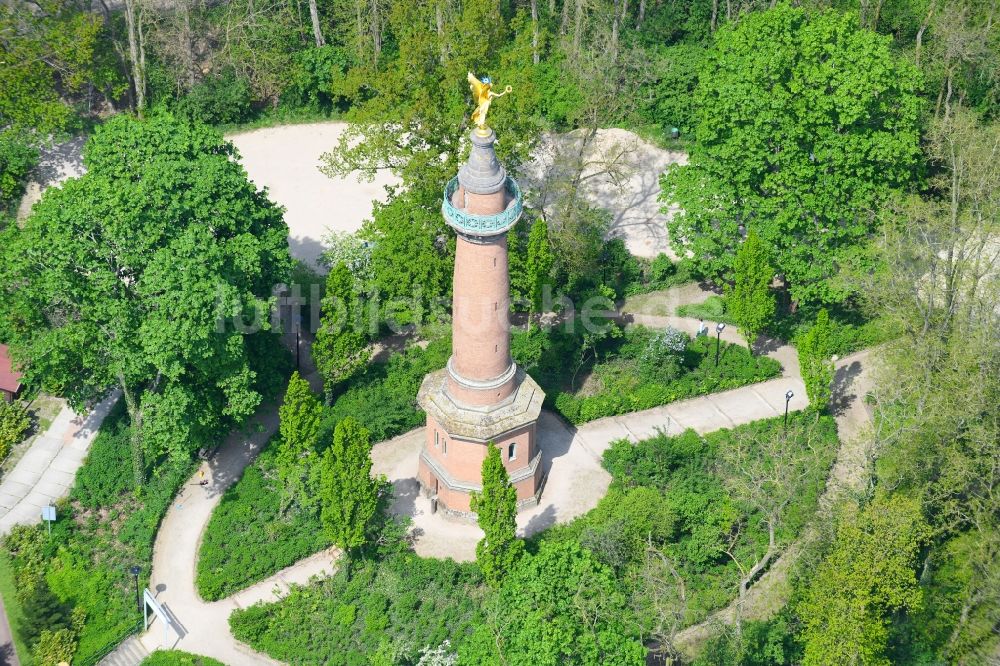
[784,390,794,430]
[295,313,301,371]
[715,322,726,367]
[129,565,142,616]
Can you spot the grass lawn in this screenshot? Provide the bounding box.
[141,649,226,666]
[0,552,33,666]
[676,294,736,325]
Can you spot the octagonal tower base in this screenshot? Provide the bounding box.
[417,367,545,517]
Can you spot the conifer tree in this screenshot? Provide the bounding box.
[313,262,370,399]
[798,309,835,411]
[319,417,380,555]
[525,218,554,316]
[471,444,523,588]
[276,371,323,509]
[726,229,775,351]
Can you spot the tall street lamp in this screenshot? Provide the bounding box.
[129,565,142,616]
[784,390,794,429]
[715,322,726,367]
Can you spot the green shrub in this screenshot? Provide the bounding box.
[196,446,329,601]
[175,70,253,126]
[323,336,450,442]
[140,650,226,666]
[0,400,30,461]
[547,328,781,424]
[593,413,839,625]
[4,406,196,664]
[0,131,38,212]
[230,553,485,664]
[281,46,350,113]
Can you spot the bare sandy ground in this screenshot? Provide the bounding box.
[519,127,687,259]
[227,122,399,269]
[15,122,683,268]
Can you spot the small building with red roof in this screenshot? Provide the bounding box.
[0,344,23,403]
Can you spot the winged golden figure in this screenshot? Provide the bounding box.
[468,71,512,136]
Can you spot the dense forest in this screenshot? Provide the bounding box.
[1,0,999,664]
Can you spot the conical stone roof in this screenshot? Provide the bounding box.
[458,129,506,194]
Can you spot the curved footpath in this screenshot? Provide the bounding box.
[105,305,858,664]
[674,348,874,655]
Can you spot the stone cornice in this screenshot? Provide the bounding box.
[417,366,545,442]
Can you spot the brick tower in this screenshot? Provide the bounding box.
[416,127,545,516]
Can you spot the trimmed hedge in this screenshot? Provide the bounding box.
[140,650,226,666]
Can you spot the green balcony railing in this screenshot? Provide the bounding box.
[442,176,523,236]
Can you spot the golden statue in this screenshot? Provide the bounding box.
[468,71,511,136]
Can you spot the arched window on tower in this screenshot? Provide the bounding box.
[508,443,516,461]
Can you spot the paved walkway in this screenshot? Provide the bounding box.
[118,305,820,664]
[129,370,338,665]
[674,349,874,654]
[0,392,119,535]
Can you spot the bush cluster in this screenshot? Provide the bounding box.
[3,405,195,663]
[0,401,29,461]
[230,553,485,664]
[322,335,450,443]
[537,413,840,626]
[548,327,781,425]
[196,447,330,601]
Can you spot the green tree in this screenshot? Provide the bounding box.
[0,0,121,134]
[662,4,922,305]
[726,229,775,351]
[357,188,453,327]
[276,371,323,509]
[21,580,71,646]
[319,417,380,555]
[470,444,523,588]
[798,309,835,411]
[798,494,930,665]
[858,108,1000,663]
[0,132,39,215]
[525,218,554,315]
[313,262,370,397]
[461,541,645,666]
[0,114,291,488]
[0,400,30,460]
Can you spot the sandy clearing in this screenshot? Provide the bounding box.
[15,122,683,269]
[519,127,687,259]
[227,122,400,270]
